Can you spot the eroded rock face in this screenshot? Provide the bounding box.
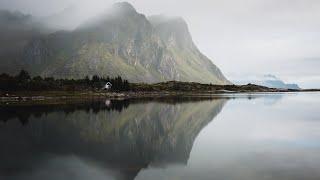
[19,3,230,84]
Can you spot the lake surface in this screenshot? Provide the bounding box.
[0,93,320,180]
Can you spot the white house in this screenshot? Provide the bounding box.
[104,82,112,90]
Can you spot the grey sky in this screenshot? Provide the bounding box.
[1,0,320,88]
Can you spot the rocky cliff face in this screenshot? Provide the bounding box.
[19,2,230,84]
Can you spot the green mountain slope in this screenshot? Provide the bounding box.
[19,2,230,84]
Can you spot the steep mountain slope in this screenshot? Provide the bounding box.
[19,2,230,84]
[148,15,229,84]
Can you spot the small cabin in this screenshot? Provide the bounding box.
[104,82,112,90]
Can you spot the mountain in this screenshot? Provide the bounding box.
[233,74,300,89]
[10,2,229,84]
[260,75,300,89]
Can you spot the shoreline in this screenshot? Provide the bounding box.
[1,81,319,104]
[1,89,319,105]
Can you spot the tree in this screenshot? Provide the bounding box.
[84,76,90,85]
[0,73,10,80]
[0,70,131,92]
[16,70,31,81]
[33,76,43,81]
[92,75,100,82]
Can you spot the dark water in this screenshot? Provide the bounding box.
[0,93,320,180]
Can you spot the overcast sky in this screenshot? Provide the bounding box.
[1,0,320,88]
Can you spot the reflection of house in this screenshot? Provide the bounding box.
[105,99,111,106]
[104,82,112,90]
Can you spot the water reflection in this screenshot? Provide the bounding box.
[2,93,318,180]
[136,93,320,180]
[0,97,227,180]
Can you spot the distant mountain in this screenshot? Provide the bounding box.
[234,74,300,89]
[260,75,300,89]
[0,2,230,84]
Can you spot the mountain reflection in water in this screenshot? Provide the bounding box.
[0,98,227,180]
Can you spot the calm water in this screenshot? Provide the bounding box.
[0,93,320,180]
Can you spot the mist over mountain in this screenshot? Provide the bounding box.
[0,2,230,84]
[0,10,51,74]
[40,5,85,31]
